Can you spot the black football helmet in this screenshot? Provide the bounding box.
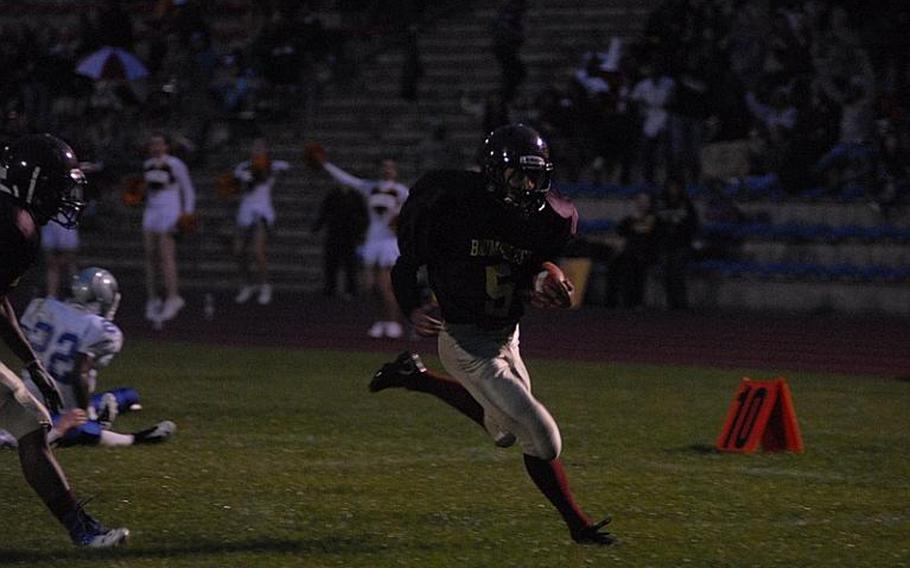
[479,124,554,216]
[0,133,86,228]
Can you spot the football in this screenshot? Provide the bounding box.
[531,261,574,309]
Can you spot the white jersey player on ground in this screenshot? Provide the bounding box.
[232,138,290,306]
[0,268,175,449]
[322,157,409,338]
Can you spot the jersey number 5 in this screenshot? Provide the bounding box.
[485,264,515,317]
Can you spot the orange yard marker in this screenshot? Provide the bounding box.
[716,378,804,453]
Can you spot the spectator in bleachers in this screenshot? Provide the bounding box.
[700,178,752,261]
[605,191,656,310]
[252,8,305,114]
[744,84,797,178]
[744,86,797,149]
[812,137,875,196]
[167,0,211,50]
[461,90,511,141]
[588,40,636,185]
[529,84,585,181]
[312,178,369,300]
[778,79,840,193]
[668,51,712,184]
[870,121,910,216]
[95,0,136,51]
[399,27,424,102]
[490,0,527,105]
[655,175,698,310]
[630,59,675,184]
[212,50,259,119]
[416,122,463,172]
[829,75,876,146]
[567,52,613,182]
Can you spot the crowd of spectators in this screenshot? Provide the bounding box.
[1,0,906,315]
[511,0,908,215]
[0,1,382,176]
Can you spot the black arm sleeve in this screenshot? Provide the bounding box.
[390,173,441,317]
[391,256,423,317]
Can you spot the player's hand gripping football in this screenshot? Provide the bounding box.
[409,305,443,337]
[530,261,575,309]
[26,360,63,415]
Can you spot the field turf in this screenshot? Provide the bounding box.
[0,340,908,567]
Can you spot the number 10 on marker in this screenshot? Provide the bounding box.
[716,378,804,453]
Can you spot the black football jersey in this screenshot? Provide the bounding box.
[0,199,41,296]
[393,170,577,328]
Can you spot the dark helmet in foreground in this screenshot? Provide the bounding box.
[479,124,554,216]
[71,267,121,320]
[0,133,86,228]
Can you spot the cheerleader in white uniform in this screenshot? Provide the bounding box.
[141,133,196,322]
[232,138,290,305]
[323,158,409,338]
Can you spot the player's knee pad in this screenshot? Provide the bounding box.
[521,422,562,461]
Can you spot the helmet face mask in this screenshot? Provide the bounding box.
[480,124,554,217]
[1,134,87,228]
[38,168,86,228]
[71,267,120,320]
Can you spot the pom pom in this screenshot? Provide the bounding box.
[215,171,240,200]
[303,142,327,169]
[120,175,146,207]
[177,212,200,234]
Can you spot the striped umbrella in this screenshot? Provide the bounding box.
[76,46,149,81]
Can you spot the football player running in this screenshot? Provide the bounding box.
[14,267,176,448]
[371,124,616,545]
[0,134,129,547]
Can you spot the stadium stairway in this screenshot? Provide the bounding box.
[76,0,658,301]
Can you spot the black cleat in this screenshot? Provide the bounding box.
[571,517,618,546]
[132,420,177,444]
[368,351,426,393]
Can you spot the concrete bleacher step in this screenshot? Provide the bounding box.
[687,278,910,315]
[739,241,910,267]
[572,195,909,231]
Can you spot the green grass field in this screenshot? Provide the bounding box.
[1,340,908,567]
